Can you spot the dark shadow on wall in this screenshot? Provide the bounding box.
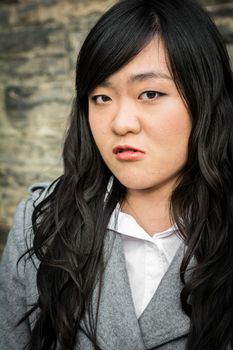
[0,224,9,257]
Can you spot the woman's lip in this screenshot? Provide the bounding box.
[115,151,145,161]
[112,145,145,161]
[112,145,145,154]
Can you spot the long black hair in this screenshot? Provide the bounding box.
[21,0,233,349]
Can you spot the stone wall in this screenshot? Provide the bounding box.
[0,0,233,255]
[0,0,115,255]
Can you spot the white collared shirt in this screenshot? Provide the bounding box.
[107,206,182,318]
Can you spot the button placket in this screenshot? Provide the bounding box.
[143,241,165,310]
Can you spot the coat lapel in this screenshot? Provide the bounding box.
[138,243,192,349]
[80,230,145,350]
[79,232,193,350]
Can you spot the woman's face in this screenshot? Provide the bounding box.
[88,38,191,197]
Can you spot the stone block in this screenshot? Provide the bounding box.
[0,134,63,165]
[0,164,60,189]
[9,0,115,26]
[0,6,11,26]
[67,13,103,68]
[4,82,72,131]
[0,52,70,81]
[198,0,232,5]
[0,24,66,54]
[217,23,233,43]
[208,4,233,18]
[0,0,18,5]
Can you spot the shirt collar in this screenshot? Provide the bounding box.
[107,204,177,244]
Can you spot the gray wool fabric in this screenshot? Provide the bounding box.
[0,183,191,350]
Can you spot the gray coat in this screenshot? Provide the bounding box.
[0,184,191,350]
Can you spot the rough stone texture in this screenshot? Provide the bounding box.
[0,0,115,255]
[199,0,232,4]
[0,0,233,256]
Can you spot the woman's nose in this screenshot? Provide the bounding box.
[111,100,141,136]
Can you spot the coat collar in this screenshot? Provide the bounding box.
[80,230,192,350]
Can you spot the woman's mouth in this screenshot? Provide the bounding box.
[112,145,145,161]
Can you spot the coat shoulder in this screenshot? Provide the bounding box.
[28,181,53,202]
[0,181,56,349]
[3,182,55,257]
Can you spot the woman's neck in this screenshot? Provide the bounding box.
[120,188,173,236]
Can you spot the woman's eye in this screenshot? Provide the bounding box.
[139,91,162,100]
[92,95,111,104]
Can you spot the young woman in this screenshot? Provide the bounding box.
[0,0,233,349]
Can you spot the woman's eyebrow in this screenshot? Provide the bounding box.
[98,71,172,88]
[128,71,173,83]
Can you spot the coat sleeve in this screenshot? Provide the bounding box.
[0,198,34,350]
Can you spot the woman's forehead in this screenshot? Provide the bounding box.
[96,39,172,88]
